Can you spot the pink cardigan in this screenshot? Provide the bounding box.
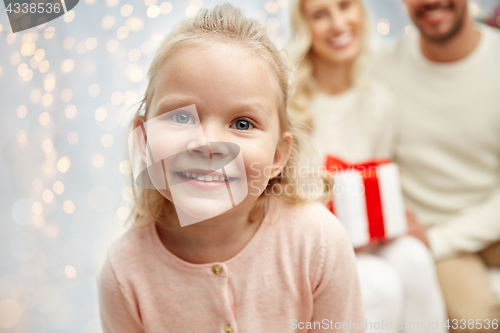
[97,200,366,332]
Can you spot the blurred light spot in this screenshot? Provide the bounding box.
[57,156,71,173]
[253,10,266,22]
[92,153,105,167]
[44,76,55,92]
[18,63,28,76]
[107,39,119,53]
[404,25,413,36]
[6,33,16,44]
[265,1,279,13]
[468,2,480,17]
[377,19,390,36]
[144,0,157,5]
[107,0,119,7]
[42,139,53,153]
[39,60,50,73]
[125,17,144,32]
[190,0,202,6]
[117,26,129,39]
[111,91,124,105]
[31,89,42,103]
[42,161,54,175]
[63,37,75,50]
[102,15,115,29]
[124,91,137,105]
[267,17,280,30]
[0,300,22,328]
[32,201,43,215]
[148,5,161,18]
[63,10,75,22]
[160,2,172,14]
[11,233,39,261]
[128,48,141,62]
[61,88,73,102]
[85,37,97,50]
[101,134,114,147]
[10,52,21,65]
[65,105,77,119]
[33,285,60,313]
[63,200,75,214]
[44,27,55,39]
[17,131,27,148]
[121,4,133,16]
[117,206,130,220]
[0,24,2,34]
[119,160,132,174]
[130,69,143,83]
[34,50,45,63]
[88,84,100,97]
[67,131,79,145]
[88,185,115,213]
[86,0,96,3]
[21,43,36,56]
[65,265,77,278]
[77,42,87,54]
[17,105,27,118]
[41,93,53,107]
[95,107,107,121]
[42,189,54,203]
[53,181,64,195]
[122,186,133,200]
[22,69,33,82]
[185,5,198,17]
[150,33,163,46]
[62,59,74,73]
[39,112,50,126]
[277,0,288,8]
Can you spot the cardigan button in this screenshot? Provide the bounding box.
[224,325,233,333]
[212,265,222,275]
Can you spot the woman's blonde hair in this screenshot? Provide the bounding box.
[287,0,371,131]
[126,3,332,229]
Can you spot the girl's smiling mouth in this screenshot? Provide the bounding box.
[174,170,238,189]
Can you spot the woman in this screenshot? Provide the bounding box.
[287,0,447,332]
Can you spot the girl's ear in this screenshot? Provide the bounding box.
[271,132,293,179]
[134,116,148,163]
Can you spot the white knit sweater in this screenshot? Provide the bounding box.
[371,24,500,261]
[309,79,398,165]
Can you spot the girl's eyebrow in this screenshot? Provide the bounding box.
[154,96,194,115]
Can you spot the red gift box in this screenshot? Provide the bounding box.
[325,156,408,248]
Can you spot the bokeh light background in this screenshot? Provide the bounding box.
[0,0,499,332]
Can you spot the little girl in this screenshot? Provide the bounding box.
[97,4,365,332]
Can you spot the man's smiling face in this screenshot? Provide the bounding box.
[404,0,468,43]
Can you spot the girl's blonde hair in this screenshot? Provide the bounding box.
[126,3,332,229]
[287,0,371,132]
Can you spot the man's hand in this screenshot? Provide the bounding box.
[406,210,430,248]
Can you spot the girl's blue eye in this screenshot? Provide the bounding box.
[232,119,253,131]
[173,111,193,124]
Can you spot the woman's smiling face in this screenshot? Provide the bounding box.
[303,0,364,65]
[136,42,290,225]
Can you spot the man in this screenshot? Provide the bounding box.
[371,0,500,330]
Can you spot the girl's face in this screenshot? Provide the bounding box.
[303,0,364,65]
[135,42,291,226]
